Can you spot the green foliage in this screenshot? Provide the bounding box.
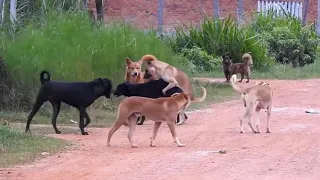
[173,16,274,69]
[179,46,221,72]
[0,125,68,167]
[251,12,320,67]
[0,11,184,110]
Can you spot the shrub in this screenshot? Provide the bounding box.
[251,12,319,67]
[180,46,221,72]
[173,16,274,70]
[0,11,184,110]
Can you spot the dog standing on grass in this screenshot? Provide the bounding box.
[223,53,253,83]
[230,74,273,134]
[25,71,112,135]
[107,87,207,148]
[141,54,203,125]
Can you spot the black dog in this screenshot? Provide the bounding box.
[113,79,188,125]
[222,54,233,82]
[25,71,112,135]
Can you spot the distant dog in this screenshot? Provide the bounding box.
[25,71,112,135]
[223,53,253,83]
[107,87,207,148]
[230,74,273,134]
[113,79,189,125]
[222,55,233,82]
[141,54,204,124]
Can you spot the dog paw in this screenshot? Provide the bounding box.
[150,143,156,147]
[246,81,249,83]
[266,129,271,133]
[82,132,89,135]
[107,144,111,147]
[56,131,62,134]
[131,144,138,148]
[178,144,186,147]
[240,131,244,133]
[254,131,261,134]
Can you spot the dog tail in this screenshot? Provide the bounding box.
[40,70,51,84]
[141,54,157,63]
[230,74,246,94]
[191,86,207,102]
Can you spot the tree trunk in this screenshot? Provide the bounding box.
[95,0,103,22]
[157,0,164,34]
[9,0,16,24]
[0,0,4,26]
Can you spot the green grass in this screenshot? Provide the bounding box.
[195,58,320,80]
[0,125,69,168]
[0,10,187,111]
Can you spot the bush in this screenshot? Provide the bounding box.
[172,16,274,70]
[251,12,319,67]
[179,46,221,72]
[0,11,185,111]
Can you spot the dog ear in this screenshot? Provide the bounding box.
[125,57,132,66]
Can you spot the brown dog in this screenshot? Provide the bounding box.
[231,74,273,134]
[107,87,207,148]
[141,54,202,125]
[223,53,253,83]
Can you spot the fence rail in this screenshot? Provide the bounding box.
[257,0,303,20]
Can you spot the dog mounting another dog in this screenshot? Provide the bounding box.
[141,54,203,125]
[25,71,112,135]
[113,78,190,125]
[222,53,253,83]
[107,87,207,148]
[230,74,273,134]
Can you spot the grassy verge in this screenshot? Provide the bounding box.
[0,125,69,168]
[195,58,320,80]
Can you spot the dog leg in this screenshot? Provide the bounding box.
[79,107,88,135]
[137,115,146,125]
[107,120,124,146]
[128,116,138,148]
[25,97,46,133]
[176,111,185,125]
[240,114,245,133]
[167,121,185,147]
[255,106,261,133]
[162,78,179,95]
[239,73,244,82]
[266,106,271,133]
[150,122,162,147]
[50,101,62,134]
[247,115,257,133]
[245,73,250,83]
[84,112,91,128]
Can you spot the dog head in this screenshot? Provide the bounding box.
[92,78,112,98]
[222,54,232,65]
[113,82,131,97]
[125,57,142,77]
[143,66,156,79]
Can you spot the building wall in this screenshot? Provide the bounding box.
[88,0,317,31]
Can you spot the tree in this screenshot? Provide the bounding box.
[213,0,220,20]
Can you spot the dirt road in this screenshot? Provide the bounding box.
[1,78,320,180]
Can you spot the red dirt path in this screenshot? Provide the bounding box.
[1,78,320,180]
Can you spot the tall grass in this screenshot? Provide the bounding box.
[173,16,275,69]
[0,11,185,110]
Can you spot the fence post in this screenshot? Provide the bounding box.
[302,0,309,26]
[82,0,87,9]
[317,0,320,35]
[238,0,244,24]
[157,0,164,34]
[213,0,220,20]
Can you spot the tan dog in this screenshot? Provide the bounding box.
[107,87,207,148]
[231,74,273,134]
[141,54,201,125]
[124,57,156,84]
